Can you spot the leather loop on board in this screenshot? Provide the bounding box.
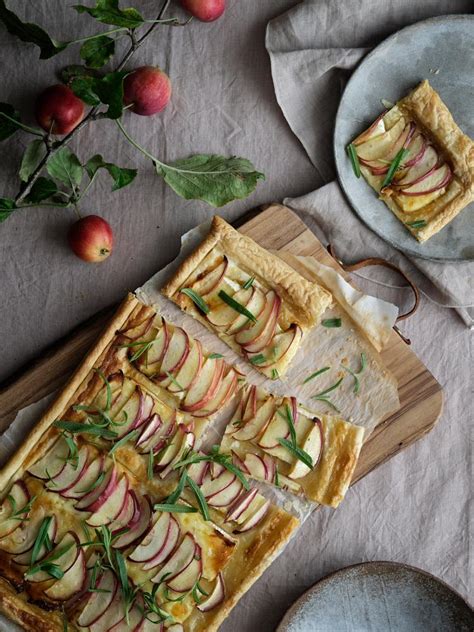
[327,245,420,343]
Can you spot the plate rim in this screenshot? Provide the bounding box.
[333,13,474,263]
[277,560,474,632]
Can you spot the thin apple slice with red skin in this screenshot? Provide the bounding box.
[152,533,196,584]
[156,327,190,381]
[130,512,176,563]
[62,454,105,499]
[243,453,268,481]
[109,490,135,535]
[233,396,275,441]
[27,531,79,584]
[197,572,225,612]
[236,291,281,351]
[119,314,154,341]
[242,386,257,421]
[92,372,124,412]
[27,436,69,480]
[0,507,50,555]
[227,286,267,334]
[108,605,143,632]
[111,388,142,438]
[45,546,86,601]
[112,493,152,549]
[207,286,253,330]
[77,570,118,627]
[159,430,195,479]
[248,324,302,369]
[181,358,224,413]
[137,414,176,455]
[0,481,30,538]
[231,450,249,474]
[46,445,89,493]
[143,321,170,368]
[135,413,162,449]
[393,144,438,187]
[257,402,293,450]
[235,499,270,533]
[187,458,209,485]
[397,163,452,197]
[210,462,226,479]
[141,513,180,571]
[353,111,386,146]
[191,369,238,418]
[107,378,136,421]
[89,591,126,632]
[207,475,242,508]
[13,515,57,564]
[225,488,259,523]
[399,132,426,168]
[201,469,235,499]
[355,117,406,161]
[75,465,117,511]
[86,475,129,527]
[136,619,164,632]
[287,418,323,479]
[167,543,202,592]
[190,258,228,297]
[168,338,203,394]
[364,123,418,175]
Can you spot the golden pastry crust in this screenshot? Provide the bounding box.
[0,577,65,632]
[162,216,332,329]
[357,81,474,242]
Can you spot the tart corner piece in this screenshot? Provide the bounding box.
[351,80,474,242]
[161,215,333,376]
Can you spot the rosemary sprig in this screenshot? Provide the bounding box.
[406,219,427,229]
[26,542,75,578]
[322,318,341,328]
[278,438,313,469]
[7,494,37,521]
[312,397,340,413]
[303,366,330,384]
[313,377,343,399]
[167,470,187,504]
[53,420,118,440]
[180,288,210,314]
[242,276,255,290]
[173,446,250,490]
[108,429,139,455]
[271,368,279,380]
[341,352,367,394]
[185,474,210,521]
[30,516,54,566]
[382,147,409,188]
[249,354,266,365]
[165,371,183,391]
[217,290,257,323]
[208,352,223,359]
[347,143,361,178]
[153,503,198,514]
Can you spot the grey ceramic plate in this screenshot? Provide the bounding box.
[277,562,474,632]
[334,15,474,262]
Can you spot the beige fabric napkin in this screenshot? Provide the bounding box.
[266,0,474,327]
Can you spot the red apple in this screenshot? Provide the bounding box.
[68,215,113,263]
[123,66,171,116]
[35,84,84,135]
[181,0,225,22]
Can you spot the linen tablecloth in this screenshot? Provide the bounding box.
[0,2,471,630]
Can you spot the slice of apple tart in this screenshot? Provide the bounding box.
[162,216,333,378]
[349,80,474,242]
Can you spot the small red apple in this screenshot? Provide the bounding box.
[35,85,85,135]
[123,66,171,116]
[68,215,113,263]
[180,0,225,22]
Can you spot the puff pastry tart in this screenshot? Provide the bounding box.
[161,216,333,378]
[0,295,299,632]
[350,80,474,242]
[220,385,364,508]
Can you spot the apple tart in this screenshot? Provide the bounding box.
[220,385,364,507]
[349,80,474,242]
[161,216,333,378]
[0,294,299,632]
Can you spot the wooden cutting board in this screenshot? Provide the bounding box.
[0,204,443,484]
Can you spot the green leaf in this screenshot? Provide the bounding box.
[0,1,68,59]
[218,290,257,323]
[167,470,187,504]
[406,220,427,229]
[108,429,139,455]
[71,71,127,119]
[19,139,44,182]
[312,377,343,399]
[47,147,83,188]
[382,147,409,188]
[242,276,255,290]
[278,438,313,469]
[74,0,144,28]
[80,35,115,68]
[30,516,53,566]
[53,420,117,440]
[347,143,361,178]
[303,367,331,384]
[0,198,16,223]
[180,288,210,314]
[185,474,210,521]
[85,154,137,190]
[322,318,341,328]
[0,102,21,141]
[208,353,223,359]
[25,177,58,203]
[60,64,98,86]
[156,155,265,207]
[153,503,198,514]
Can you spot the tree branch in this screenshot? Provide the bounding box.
[14,0,171,205]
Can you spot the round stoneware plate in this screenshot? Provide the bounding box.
[334,15,474,262]
[277,562,474,632]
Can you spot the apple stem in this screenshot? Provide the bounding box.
[0,112,43,138]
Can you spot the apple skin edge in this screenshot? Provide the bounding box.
[123,66,171,116]
[180,0,225,22]
[68,215,113,263]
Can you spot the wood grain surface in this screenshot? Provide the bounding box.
[0,204,443,484]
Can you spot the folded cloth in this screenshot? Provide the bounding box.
[266,0,474,327]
